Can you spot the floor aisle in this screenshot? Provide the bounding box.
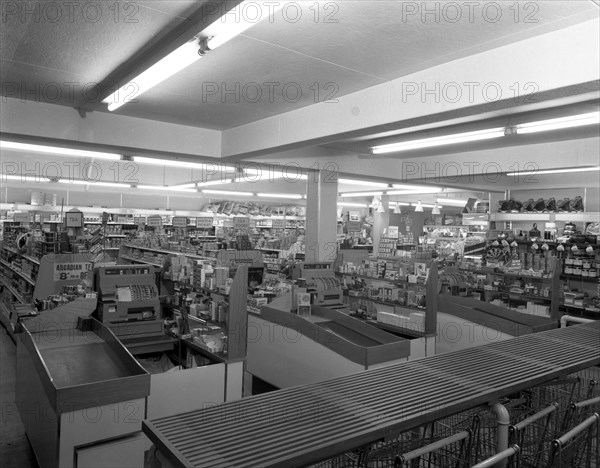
[0,326,38,468]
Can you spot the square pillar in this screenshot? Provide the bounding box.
[305,171,338,262]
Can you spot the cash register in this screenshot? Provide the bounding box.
[293,262,347,310]
[95,265,169,351]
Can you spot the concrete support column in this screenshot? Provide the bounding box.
[305,171,338,262]
[372,195,390,257]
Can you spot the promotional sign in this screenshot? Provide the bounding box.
[272,219,286,229]
[347,221,362,232]
[172,216,188,227]
[147,215,163,227]
[65,211,83,228]
[13,212,31,223]
[196,217,214,229]
[349,211,361,222]
[387,226,399,239]
[53,262,92,281]
[233,217,250,229]
[134,216,146,225]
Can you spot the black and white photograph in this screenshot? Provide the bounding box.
[1,1,599,467]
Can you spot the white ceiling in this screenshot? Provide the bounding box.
[1,0,598,129]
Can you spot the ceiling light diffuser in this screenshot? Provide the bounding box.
[414,200,423,212]
[432,202,441,215]
[58,179,131,188]
[132,157,207,169]
[337,202,368,207]
[514,112,599,134]
[137,185,196,193]
[387,188,442,195]
[339,191,385,198]
[104,40,202,111]
[203,1,285,50]
[505,166,600,176]
[202,189,253,196]
[338,178,389,188]
[0,141,121,160]
[371,128,506,154]
[257,193,303,199]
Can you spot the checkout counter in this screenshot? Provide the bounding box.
[15,298,150,468]
[247,262,436,388]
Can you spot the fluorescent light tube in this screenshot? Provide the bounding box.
[431,202,441,215]
[387,188,442,195]
[257,193,303,199]
[392,184,444,190]
[372,128,505,154]
[104,40,201,111]
[505,166,600,176]
[514,112,599,134]
[202,189,253,196]
[0,174,39,182]
[58,179,131,188]
[137,185,196,193]
[196,179,234,187]
[339,191,385,198]
[0,141,121,160]
[390,202,410,206]
[436,198,470,206]
[132,157,207,169]
[412,202,435,209]
[171,183,197,189]
[204,2,285,50]
[338,178,389,188]
[337,202,368,207]
[243,167,307,181]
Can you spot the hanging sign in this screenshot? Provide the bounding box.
[13,212,31,223]
[147,215,163,227]
[387,226,399,239]
[196,217,214,229]
[65,211,83,228]
[233,217,250,229]
[172,216,188,227]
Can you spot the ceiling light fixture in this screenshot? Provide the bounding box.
[387,188,442,195]
[414,200,424,212]
[339,191,385,198]
[171,183,197,189]
[202,189,253,197]
[505,166,600,176]
[393,204,402,214]
[0,141,122,160]
[104,40,202,112]
[431,202,441,215]
[338,178,389,188]
[196,179,235,187]
[257,193,303,199]
[337,202,368,207]
[371,128,506,154]
[58,179,131,188]
[133,157,208,170]
[201,1,285,51]
[137,185,197,193]
[436,198,470,206]
[513,112,599,134]
[0,174,39,183]
[412,202,435,209]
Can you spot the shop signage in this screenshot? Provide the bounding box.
[387,226,399,239]
[347,221,362,232]
[272,219,286,229]
[53,262,92,281]
[196,217,214,229]
[65,211,83,228]
[233,217,250,228]
[134,216,146,225]
[172,216,188,227]
[147,215,163,227]
[13,212,31,223]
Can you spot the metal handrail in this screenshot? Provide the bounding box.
[470,445,520,468]
[396,430,470,464]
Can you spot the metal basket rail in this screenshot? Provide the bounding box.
[549,412,599,468]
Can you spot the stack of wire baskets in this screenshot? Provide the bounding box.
[308,367,600,467]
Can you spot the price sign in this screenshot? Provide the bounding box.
[172,216,188,227]
[134,216,146,226]
[53,262,92,281]
[196,217,214,229]
[387,226,399,239]
[116,214,130,223]
[272,219,286,229]
[233,217,250,229]
[13,212,31,223]
[65,211,83,228]
[347,221,362,232]
[349,211,361,222]
[147,215,163,227]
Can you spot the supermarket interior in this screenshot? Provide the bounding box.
[0,1,599,467]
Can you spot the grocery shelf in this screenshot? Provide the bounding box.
[119,256,162,268]
[0,277,25,304]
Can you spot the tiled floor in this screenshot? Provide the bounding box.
[0,326,38,468]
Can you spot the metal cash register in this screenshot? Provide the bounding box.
[293,262,347,310]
